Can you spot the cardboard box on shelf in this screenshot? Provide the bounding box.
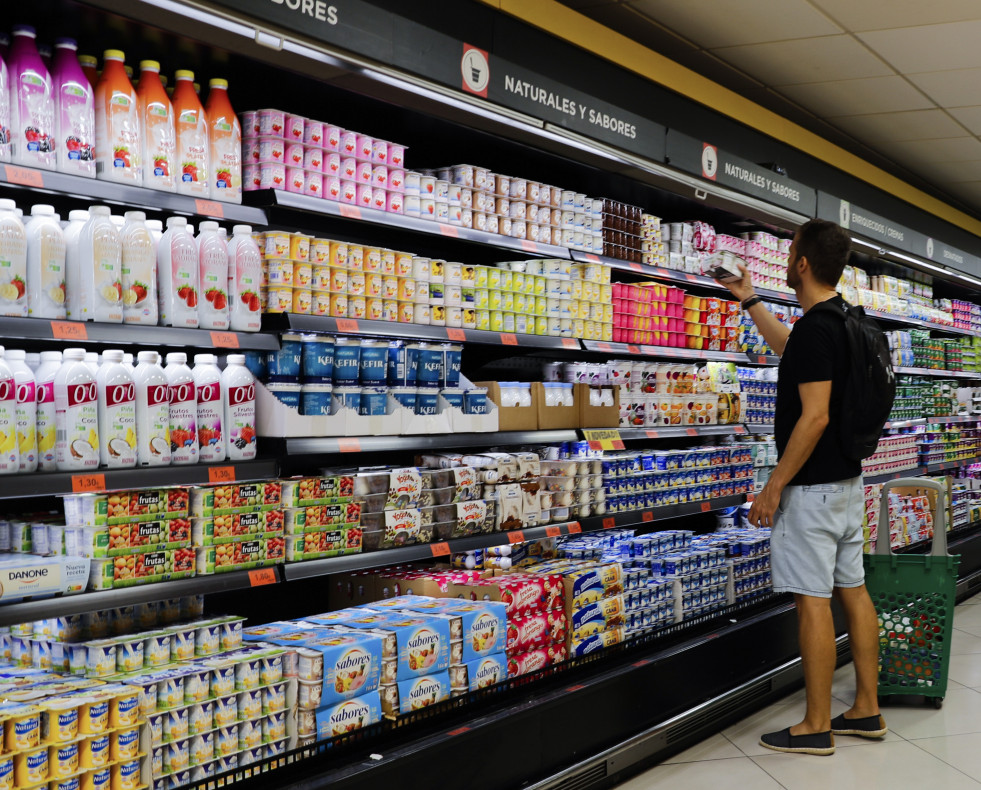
[533,382,579,430]
[576,383,620,428]
[473,381,538,432]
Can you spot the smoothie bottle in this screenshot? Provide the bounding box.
[172,70,209,197]
[134,350,171,466]
[74,205,123,323]
[79,54,98,88]
[136,60,176,192]
[54,348,99,471]
[197,221,229,330]
[51,38,95,177]
[7,25,56,170]
[0,46,11,163]
[25,204,67,319]
[164,352,197,465]
[192,353,224,462]
[157,216,199,327]
[204,78,241,203]
[221,355,256,461]
[96,349,136,468]
[94,50,142,183]
[119,211,158,325]
[6,349,37,473]
[0,200,28,318]
[226,225,262,332]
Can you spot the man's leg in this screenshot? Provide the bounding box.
[790,592,835,735]
[833,584,881,719]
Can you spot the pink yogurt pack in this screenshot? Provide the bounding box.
[284,114,305,141]
[240,111,260,136]
[256,109,286,137]
[303,147,324,171]
[286,167,305,193]
[324,125,342,152]
[356,135,373,161]
[244,136,284,164]
[324,153,341,176]
[305,171,323,198]
[284,143,304,168]
[303,121,325,148]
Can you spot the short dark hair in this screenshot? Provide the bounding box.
[794,219,851,287]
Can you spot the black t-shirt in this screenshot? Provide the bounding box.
[775,295,862,486]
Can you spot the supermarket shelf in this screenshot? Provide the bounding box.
[0,163,267,225]
[862,458,976,486]
[928,415,981,424]
[895,366,979,379]
[0,569,276,627]
[0,317,279,351]
[264,430,580,458]
[883,418,928,430]
[744,423,775,434]
[866,310,975,336]
[581,339,748,363]
[745,353,780,366]
[617,425,748,440]
[0,459,280,499]
[245,190,573,259]
[283,494,748,581]
[261,314,581,350]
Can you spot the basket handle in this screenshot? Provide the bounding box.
[875,477,949,557]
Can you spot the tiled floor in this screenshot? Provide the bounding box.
[616,590,981,789]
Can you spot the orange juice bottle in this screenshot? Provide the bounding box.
[204,78,241,204]
[172,70,209,197]
[136,60,176,192]
[94,50,142,184]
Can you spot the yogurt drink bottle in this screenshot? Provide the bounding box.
[94,50,141,183]
[25,204,67,318]
[5,349,36,473]
[96,349,136,468]
[136,60,176,192]
[204,78,241,203]
[221,355,256,460]
[0,199,28,317]
[63,209,88,320]
[7,25,56,170]
[51,37,95,177]
[134,350,171,466]
[197,221,229,330]
[120,211,158,324]
[172,70,209,197]
[165,352,197,465]
[0,348,19,474]
[34,350,61,471]
[226,225,261,332]
[0,44,11,162]
[157,216,199,327]
[54,347,99,471]
[72,205,122,322]
[192,353,224,462]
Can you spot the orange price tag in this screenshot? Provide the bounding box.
[51,321,88,340]
[561,338,579,349]
[520,240,537,252]
[641,511,654,522]
[439,224,460,238]
[686,428,697,437]
[71,473,105,493]
[584,254,600,263]
[684,274,698,283]
[336,318,359,333]
[194,199,224,218]
[208,466,236,484]
[596,342,613,352]
[734,425,746,434]
[700,502,710,512]
[339,205,362,220]
[248,568,277,587]
[627,345,641,354]
[629,262,643,272]
[507,530,525,544]
[500,333,518,346]
[4,164,44,187]
[337,438,361,453]
[567,522,582,534]
[210,331,239,348]
[545,526,561,537]
[602,517,615,529]
[430,542,451,557]
[446,328,466,341]
[646,430,659,439]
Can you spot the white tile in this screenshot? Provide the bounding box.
[711,35,893,86]
[950,628,981,656]
[955,606,981,632]
[908,69,981,109]
[615,755,785,790]
[858,21,981,74]
[777,75,933,115]
[948,654,981,688]
[752,739,981,790]
[808,0,981,33]
[830,109,968,142]
[663,732,744,764]
[913,731,981,777]
[879,688,981,740]
[627,0,841,49]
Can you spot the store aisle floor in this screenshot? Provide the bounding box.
[616,591,981,790]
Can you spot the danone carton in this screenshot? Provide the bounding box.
[63,488,190,527]
[380,671,450,718]
[315,691,381,739]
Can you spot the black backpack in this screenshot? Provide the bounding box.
[812,299,896,461]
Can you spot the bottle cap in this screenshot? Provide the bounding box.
[104,49,125,61]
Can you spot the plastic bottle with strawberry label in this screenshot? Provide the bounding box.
[157,216,199,328]
[226,225,261,332]
[74,205,122,322]
[134,350,171,466]
[0,41,12,163]
[120,211,157,325]
[94,50,142,183]
[6,349,36,473]
[0,199,28,318]
[25,204,66,319]
[164,352,197,465]
[221,355,256,461]
[136,60,176,192]
[7,26,56,170]
[52,38,95,178]
[34,349,60,471]
[192,353,224,462]
[172,70,209,197]
[96,349,136,468]
[54,347,98,471]
[204,78,241,203]
[0,348,19,474]
[197,221,229,330]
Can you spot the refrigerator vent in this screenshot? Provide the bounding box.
[666,679,773,744]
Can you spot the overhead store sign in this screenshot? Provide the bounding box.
[910,235,981,278]
[665,131,816,216]
[209,0,664,161]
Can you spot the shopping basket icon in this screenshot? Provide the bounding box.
[865,478,959,708]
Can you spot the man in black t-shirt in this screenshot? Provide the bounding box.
[717,219,886,756]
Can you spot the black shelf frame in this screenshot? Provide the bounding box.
[895,365,979,379]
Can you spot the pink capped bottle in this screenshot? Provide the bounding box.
[7,25,56,170]
[51,38,95,177]
[0,44,10,163]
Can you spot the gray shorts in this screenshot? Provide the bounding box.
[771,477,865,598]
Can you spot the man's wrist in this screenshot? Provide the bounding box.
[741,294,762,310]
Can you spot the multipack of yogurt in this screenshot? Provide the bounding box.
[63,487,190,527]
[311,691,381,740]
[380,671,450,718]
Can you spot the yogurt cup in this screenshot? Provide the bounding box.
[215,725,239,758]
[305,171,324,198]
[284,142,304,167]
[212,696,237,729]
[303,120,324,147]
[111,757,142,790]
[286,167,305,193]
[13,746,48,786]
[83,766,111,790]
[79,733,110,768]
[258,163,286,190]
[284,114,305,141]
[187,702,214,737]
[262,712,287,742]
[189,732,214,766]
[170,627,196,662]
[389,144,406,168]
[115,638,144,674]
[210,664,236,698]
[324,125,342,152]
[238,719,262,750]
[110,727,141,762]
[301,383,333,416]
[162,707,188,743]
[262,682,287,715]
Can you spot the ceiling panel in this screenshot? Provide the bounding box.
[947,107,981,136]
[920,160,981,184]
[857,21,981,73]
[778,76,932,115]
[907,68,981,107]
[829,109,967,143]
[627,0,841,49]
[877,137,981,165]
[710,35,892,86]
[808,0,981,33]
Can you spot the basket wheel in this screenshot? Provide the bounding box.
[932,697,944,710]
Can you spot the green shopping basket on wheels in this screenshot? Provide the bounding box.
[865,478,960,709]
